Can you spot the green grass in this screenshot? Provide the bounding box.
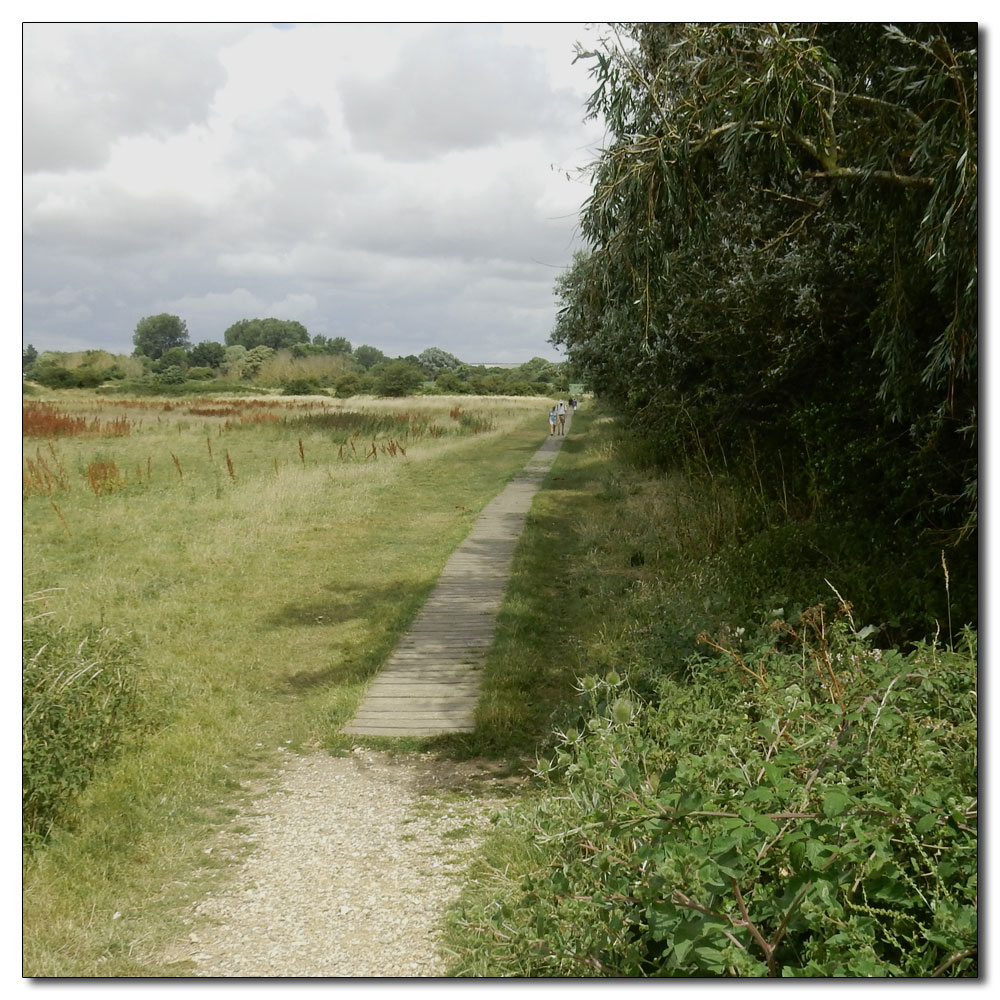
[440,404,977,978]
[21,390,559,976]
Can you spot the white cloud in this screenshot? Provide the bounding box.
[22,23,243,173]
[339,24,581,162]
[21,21,604,363]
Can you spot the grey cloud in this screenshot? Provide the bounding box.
[23,24,241,173]
[339,25,582,162]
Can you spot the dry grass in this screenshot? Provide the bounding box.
[21,388,552,976]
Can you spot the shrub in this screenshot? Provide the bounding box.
[23,599,142,849]
[334,373,362,398]
[281,378,321,396]
[152,365,187,385]
[28,363,78,389]
[455,606,977,977]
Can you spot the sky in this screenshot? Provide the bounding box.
[22,21,608,365]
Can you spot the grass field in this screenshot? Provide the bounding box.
[21,390,562,976]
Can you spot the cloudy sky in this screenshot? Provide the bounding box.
[22,21,608,364]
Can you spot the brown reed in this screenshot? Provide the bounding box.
[49,500,70,537]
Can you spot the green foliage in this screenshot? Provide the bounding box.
[457,616,977,977]
[333,372,363,397]
[23,599,142,850]
[132,314,190,360]
[187,340,226,369]
[29,359,119,389]
[152,365,187,385]
[447,409,976,978]
[374,360,425,397]
[352,344,388,371]
[23,343,39,371]
[417,346,463,376]
[237,345,276,379]
[554,22,977,549]
[223,318,310,351]
[281,377,322,396]
[315,335,352,354]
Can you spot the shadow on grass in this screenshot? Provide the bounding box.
[263,578,428,629]
[265,579,433,693]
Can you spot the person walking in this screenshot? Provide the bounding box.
[556,399,568,435]
[548,406,558,436]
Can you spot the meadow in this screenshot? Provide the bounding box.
[22,390,554,975]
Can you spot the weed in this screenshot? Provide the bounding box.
[86,460,126,496]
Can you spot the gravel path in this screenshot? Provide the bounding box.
[162,747,521,977]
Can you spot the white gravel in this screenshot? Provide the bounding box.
[163,747,518,978]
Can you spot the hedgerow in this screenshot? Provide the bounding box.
[453,604,977,977]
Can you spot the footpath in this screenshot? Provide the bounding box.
[342,415,570,737]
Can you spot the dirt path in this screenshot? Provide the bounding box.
[160,421,572,976]
[160,748,522,977]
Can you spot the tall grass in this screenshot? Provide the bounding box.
[21,390,552,976]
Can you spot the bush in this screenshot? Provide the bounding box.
[28,363,79,389]
[152,365,187,385]
[186,366,216,381]
[334,373,362,398]
[23,599,142,849]
[281,378,321,396]
[455,607,977,977]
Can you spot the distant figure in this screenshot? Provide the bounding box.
[556,400,568,435]
[549,406,558,436]
[569,397,578,411]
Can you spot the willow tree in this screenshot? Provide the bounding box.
[555,23,977,541]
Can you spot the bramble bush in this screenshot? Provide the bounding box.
[23,597,142,849]
[455,602,977,977]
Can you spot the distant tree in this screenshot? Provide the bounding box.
[517,357,560,383]
[353,344,387,371]
[327,336,352,355]
[223,318,310,351]
[418,347,463,377]
[222,344,247,376]
[334,373,362,398]
[132,314,189,360]
[239,345,276,379]
[152,365,186,385]
[374,360,424,397]
[22,344,38,372]
[28,361,77,388]
[154,346,189,373]
[434,370,468,394]
[188,340,226,369]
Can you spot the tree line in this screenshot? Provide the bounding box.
[22,314,571,398]
[550,22,977,638]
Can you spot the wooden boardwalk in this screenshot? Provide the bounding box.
[342,420,570,737]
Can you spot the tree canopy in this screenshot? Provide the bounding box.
[132,313,190,360]
[554,22,977,545]
[223,318,310,350]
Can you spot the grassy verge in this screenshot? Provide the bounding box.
[21,392,552,976]
[442,404,977,977]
